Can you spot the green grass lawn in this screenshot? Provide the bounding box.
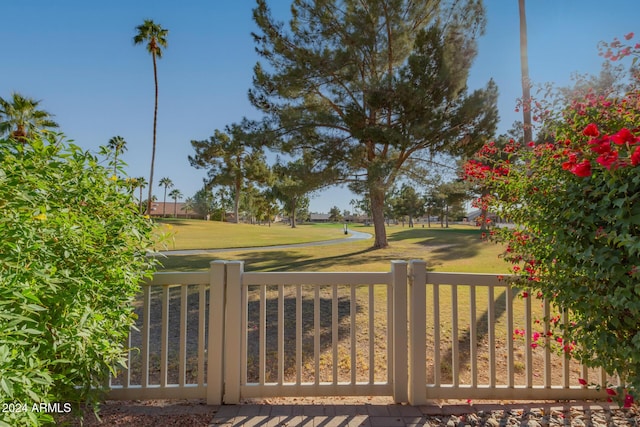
[145,220,591,388]
[155,219,349,251]
[155,221,509,274]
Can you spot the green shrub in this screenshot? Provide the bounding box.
[463,78,640,405]
[0,134,158,425]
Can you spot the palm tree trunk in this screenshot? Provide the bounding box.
[139,186,144,214]
[162,187,168,217]
[147,52,159,215]
[519,0,533,144]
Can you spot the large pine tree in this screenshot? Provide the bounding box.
[250,0,498,248]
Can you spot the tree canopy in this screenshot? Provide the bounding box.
[0,92,59,141]
[271,151,337,228]
[250,0,498,248]
[189,123,270,223]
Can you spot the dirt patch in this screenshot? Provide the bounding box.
[56,399,215,426]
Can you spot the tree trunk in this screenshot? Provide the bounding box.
[290,198,297,228]
[146,52,159,215]
[445,203,449,228]
[12,124,27,144]
[162,188,167,217]
[234,162,242,223]
[519,0,533,144]
[369,186,389,249]
[234,182,241,224]
[139,187,144,214]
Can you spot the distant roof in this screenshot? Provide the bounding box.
[309,213,331,220]
[149,201,187,213]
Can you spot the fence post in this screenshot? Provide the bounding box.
[207,260,227,405]
[223,261,244,404]
[408,260,427,405]
[391,260,408,403]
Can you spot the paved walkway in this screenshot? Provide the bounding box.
[161,229,372,256]
[207,401,635,427]
[209,403,425,426]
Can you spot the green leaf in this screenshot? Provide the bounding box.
[0,377,13,398]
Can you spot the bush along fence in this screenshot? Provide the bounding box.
[108,260,615,405]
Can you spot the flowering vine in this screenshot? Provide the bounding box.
[463,36,640,406]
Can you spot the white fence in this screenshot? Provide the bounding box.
[107,260,611,405]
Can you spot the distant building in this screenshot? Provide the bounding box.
[308,212,371,223]
[148,202,197,218]
[309,213,331,222]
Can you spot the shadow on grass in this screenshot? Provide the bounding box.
[436,288,519,383]
[120,283,375,386]
[238,247,385,272]
[389,228,487,267]
[158,226,490,272]
[245,290,361,383]
[157,246,384,272]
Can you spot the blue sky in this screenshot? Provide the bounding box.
[2,1,638,213]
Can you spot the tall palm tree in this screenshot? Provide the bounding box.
[0,92,59,142]
[107,136,128,176]
[158,177,173,217]
[168,188,183,217]
[133,19,168,215]
[519,0,533,144]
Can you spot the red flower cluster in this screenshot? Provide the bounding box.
[564,124,640,177]
[599,32,639,62]
[463,159,509,181]
[463,160,491,180]
[562,154,592,177]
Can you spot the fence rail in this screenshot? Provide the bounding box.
[107,260,612,405]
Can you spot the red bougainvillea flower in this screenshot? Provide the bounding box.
[562,152,579,171]
[611,128,639,145]
[583,123,600,137]
[596,151,619,169]
[570,160,592,177]
[631,146,640,166]
[578,378,588,386]
[624,393,634,408]
[589,138,611,155]
[625,32,634,40]
[606,388,617,396]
